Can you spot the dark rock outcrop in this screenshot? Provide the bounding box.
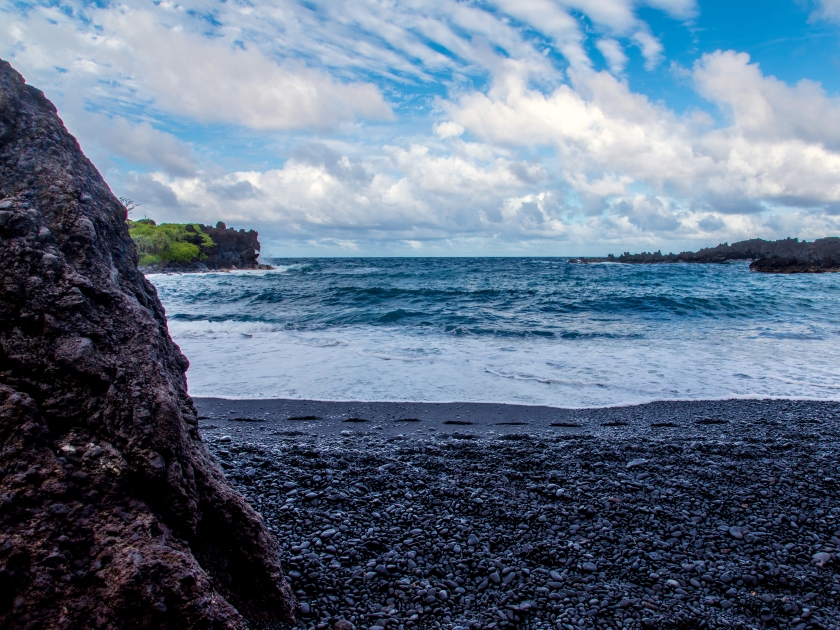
[201,222,264,270]
[138,221,269,273]
[574,236,840,273]
[0,60,294,628]
[748,254,840,273]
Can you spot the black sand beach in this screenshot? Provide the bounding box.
[194,398,840,630]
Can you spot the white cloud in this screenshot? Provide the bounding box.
[490,0,691,72]
[4,0,839,255]
[810,0,840,23]
[387,144,538,196]
[445,60,840,210]
[1,0,697,133]
[491,0,590,70]
[486,0,674,73]
[121,140,556,244]
[135,32,393,131]
[67,112,197,177]
[559,0,638,32]
[643,0,697,18]
[631,30,665,70]
[100,37,840,254]
[122,126,840,256]
[596,39,628,74]
[615,195,683,232]
[447,68,696,190]
[693,50,840,149]
[697,215,725,232]
[2,5,393,131]
[433,122,465,138]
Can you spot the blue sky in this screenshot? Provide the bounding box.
[3,0,840,256]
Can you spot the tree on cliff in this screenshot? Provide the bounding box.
[118,196,139,217]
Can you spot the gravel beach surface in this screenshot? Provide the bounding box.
[194,398,840,630]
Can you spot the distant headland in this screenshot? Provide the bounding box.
[128,218,271,272]
[572,237,840,273]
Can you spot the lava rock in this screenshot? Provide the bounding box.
[0,60,294,628]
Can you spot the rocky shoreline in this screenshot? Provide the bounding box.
[572,237,840,273]
[195,398,840,630]
[140,262,273,275]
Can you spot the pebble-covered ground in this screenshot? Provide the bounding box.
[194,398,840,630]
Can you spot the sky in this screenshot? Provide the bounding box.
[3,0,840,256]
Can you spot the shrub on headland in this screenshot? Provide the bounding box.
[127,219,215,266]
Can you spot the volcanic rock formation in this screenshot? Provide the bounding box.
[133,219,268,273]
[0,60,295,627]
[574,237,840,273]
[196,222,265,271]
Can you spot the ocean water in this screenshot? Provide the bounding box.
[148,258,840,408]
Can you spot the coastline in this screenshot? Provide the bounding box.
[193,397,840,438]
[569,237,840,273]
[140,263,273,275]
[156,258,840,407]
[196,397,840,629]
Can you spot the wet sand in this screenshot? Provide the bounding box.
[194,396,837,440]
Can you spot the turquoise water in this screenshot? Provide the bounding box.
[148,258,840,407]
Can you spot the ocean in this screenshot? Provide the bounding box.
[148,258,840,408]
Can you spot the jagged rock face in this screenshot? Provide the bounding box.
[693,237,840,268]
[748,250,840,273]
[201,222,262,270]
[0,60,294,628]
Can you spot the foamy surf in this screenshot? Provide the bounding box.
[148,257,840,407]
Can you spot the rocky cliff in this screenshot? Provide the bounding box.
[0,59,294,627]
[132,219,268,272]
[573,237,840,273]
[200,222,264,270]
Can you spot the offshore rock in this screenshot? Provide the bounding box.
[0,60,295,627]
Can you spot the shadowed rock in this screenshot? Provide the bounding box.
[0,60,295,628]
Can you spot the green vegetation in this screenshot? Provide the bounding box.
[127,219,215,266]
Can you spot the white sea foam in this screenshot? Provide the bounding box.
[151,258,840,407]
[269,263,312,274]
[145,266,296,279]
[171,323,840,407]
[168,320,288,336]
